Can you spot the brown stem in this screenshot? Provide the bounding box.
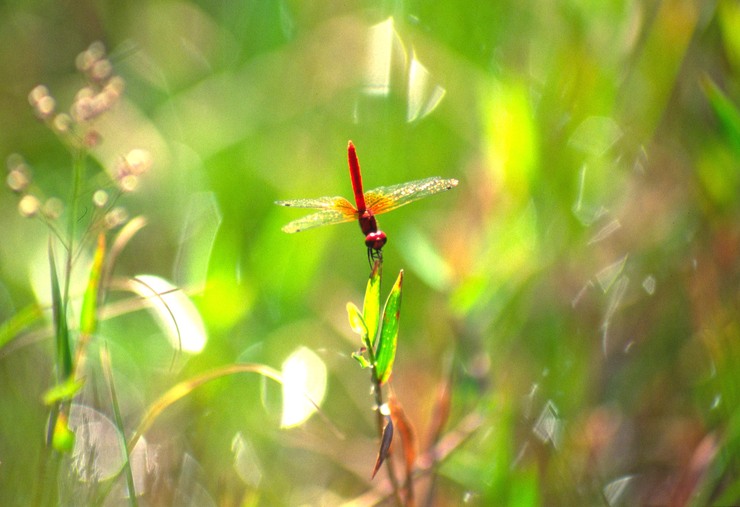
[371,372,404,506]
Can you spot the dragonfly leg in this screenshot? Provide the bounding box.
[367,247,383,267]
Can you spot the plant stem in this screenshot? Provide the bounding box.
[100,343,138,507]
[362,268,404,505]
[370,371,404,506]
[363,257,403,506]
[63,147,85,305]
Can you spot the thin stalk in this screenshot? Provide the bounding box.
[371,372,403,506]
[362,282,403,506]
[100,343,138,507]
[63,147,86,306]
[42,146,85,503]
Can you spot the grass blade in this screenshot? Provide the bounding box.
[49,239,72,379]
[80,233,106,336]
[42,377,85,405]
[701,75,740,153]
[127,363,342,452]
[100,342,138,506]
[0,303,42,351]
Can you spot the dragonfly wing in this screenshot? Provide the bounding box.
[276,195,354,210]
[364,176,459,215]
[277,195,358,231]
[281,209,358,233]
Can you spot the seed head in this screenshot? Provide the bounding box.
[28,85,56,119]
[116,149,152,191]
[84,130,102,148]
[42,197,64,220]
[6,153,25,172]
[93,189,109,207]
[18,195,40,217]
[119,174,139,192]
[90,59,112,82]
[76,41,106,74]
[124,149,152,176]
[105,206,128,229]
[53,113,73,134]
[7,168,30,193]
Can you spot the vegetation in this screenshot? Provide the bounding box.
[0,1,739,505]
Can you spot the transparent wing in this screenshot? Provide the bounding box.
[275,195,353,209]
[280,209,360,233]
[276,196,358,233]
[364,177,459,216]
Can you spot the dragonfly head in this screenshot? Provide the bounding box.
[365,230,387,251]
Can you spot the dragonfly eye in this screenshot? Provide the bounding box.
[365,231,387,250]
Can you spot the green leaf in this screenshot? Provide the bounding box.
[49,240,72,379]
[364,260,382,347]
[702,75,740,153]
[346,302,369,345]
[0,303,42,351]
[351,350,371,369]
[51,411,75,453]
[375,270,403,385]
[80,233,106,336]
[43,377,85,405]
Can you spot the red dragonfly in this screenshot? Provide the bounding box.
[276,141,458,261]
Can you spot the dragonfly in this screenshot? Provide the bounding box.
[276,141,459,262]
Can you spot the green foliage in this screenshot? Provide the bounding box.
[79,233,106,336]
[42,377,85,405]
[0,1,739,505]
[48,241,72,380]
[347,263,403,385]
[374,270,403,385]
[363,260,382,348]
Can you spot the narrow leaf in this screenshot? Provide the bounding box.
[128,363,344,452]
[346,302,368,341]
[375,270,403,385]
[100,343,138,503]
[0,303,42,351]
[104,216,147,292]
[51,410,75,453]
[389,391,417,478]
[49,240,72,378]
[42,377,85,405]
[364,260,382,347]
[80,233,106,335]
[351,349,371,368]
[701,75,740,152]
[428,369,453,445]
[371,416,394,479]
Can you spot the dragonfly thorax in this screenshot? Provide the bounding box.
[358,211,386,251]
[358,210,378,236]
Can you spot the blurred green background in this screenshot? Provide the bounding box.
[1,0,740,505]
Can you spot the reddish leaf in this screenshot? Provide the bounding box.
[371,416,394,479]
[388,391,417,484]
[428,372,453,446]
